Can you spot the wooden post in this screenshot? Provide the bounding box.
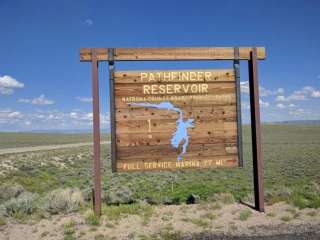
[92,49,102,216]
[234,47,243,167]
[108,48,117,172]
[248,48,265,212]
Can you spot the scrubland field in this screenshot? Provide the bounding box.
[0,124,319,239]
[0,132,108,149]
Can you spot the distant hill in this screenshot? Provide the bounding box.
[28,129,110,134]
[268,120,320,125]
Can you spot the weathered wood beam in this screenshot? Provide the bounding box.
[80,47,266,62]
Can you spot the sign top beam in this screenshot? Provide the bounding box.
[80,47,266,62]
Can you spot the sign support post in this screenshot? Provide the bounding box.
[248,48,265,212]
[108,48,117,173]
[91,49,102,216]
[234,47,243,167]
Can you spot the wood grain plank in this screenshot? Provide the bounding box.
[117,143,237,160]
[116,120,237,134]
[114,69,235,84]
[115,105,237,121]
[80,47,266,61]
[115,82,235,97]
[116,131,237,147]
[115,93,237,108]
[116,156,238,171]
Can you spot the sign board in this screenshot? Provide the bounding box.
[80,47,266,214]
[114,69,240,171]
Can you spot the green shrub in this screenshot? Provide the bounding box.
[266,212,276,217]
[3,192,38,218]
[0,217,6,226]
[291,194,309,209]
[85,211,100,226]
[280,215,291,222]
[264,183,320,209]
[42,188,84,214]
[161,211,173,222]
[241,193,254,204]
[163,196,174,205]
[307,211,317,217]
[0,184,24,202]
[239,210,252,221]
[212,192,235,204]
[82,188,93,202]
[63,219,76,240]
[285,207,297,214]
[94,234,107,240]
[157,229,183,240]
[202,212,216,220]
[290,183,320,209]
[189,218,209,228]
[265,186,293,204]
[210,202,222,210]
[143,196,159,205]
[104,187,134,205]
[40,231,49,237]
[0,205,5,217]
[102,202,154,222]
[304,181,320,193]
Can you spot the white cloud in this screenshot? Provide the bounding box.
[0,75,24,95]
[76,97,92,103]
[70,112,78,119]
[240,81,249,94]
[289,108,305,116]
[276,95,286,102]
[32,95,54,105]
[276,88,284,94]
[18,99,31,103]
[0,109,23,124]
[241,101,250,109]
[311,90,320,98]
[8,111,23,118]
[288,103,296,108]
[84,19,93,26]
[240,81,285,97]
[276,103,286,109]
[276,93,305,102]
[24,120,31,126]
[18,94,54,105]
[241,99,269,109]
[86,112,93,119]
[287,93,306,101]
[259,99,270,108]
[275,86,320,102]
[259,87,273,97]
[0,75,24,88]
[0,88,14,95]
[0,109,110,131]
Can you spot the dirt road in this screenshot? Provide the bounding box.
[0,141,110,155]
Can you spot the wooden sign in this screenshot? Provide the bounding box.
[80,47,266,215]
[80,47,266,216]
[114,69,240,171]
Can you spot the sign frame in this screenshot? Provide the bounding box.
[114,68,240,171]
[80,47,266,215]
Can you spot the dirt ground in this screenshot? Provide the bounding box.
[0,202,319,240]
[0,141,109,155]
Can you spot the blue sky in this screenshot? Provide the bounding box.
[0,0,320,131]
